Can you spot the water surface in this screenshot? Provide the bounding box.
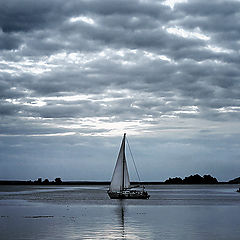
[1,184,240,239]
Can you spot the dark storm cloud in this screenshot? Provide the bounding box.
[0,31,21,50]
[175,0,240,50]
[0,0,63,33]
[0,117,65,135]
[0,73,27,99]
[0,0,238,61]
[0,0,173,49]
[176,0,240,17]
[0,102,20,116]
[0,0,190,58]
[33,102,101,118]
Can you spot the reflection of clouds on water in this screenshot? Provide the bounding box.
[30,202,151,240]
[72,200,153,239]
[2,185,240,239]
[109,200,153,240]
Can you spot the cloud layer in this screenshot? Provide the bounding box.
[1,0,240,181]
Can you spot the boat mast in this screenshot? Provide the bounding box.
[122,133,126,192]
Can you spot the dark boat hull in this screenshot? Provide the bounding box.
[107,190,150,199]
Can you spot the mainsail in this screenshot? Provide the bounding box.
[109,133,130,192]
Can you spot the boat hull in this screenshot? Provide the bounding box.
[107,190,150,199]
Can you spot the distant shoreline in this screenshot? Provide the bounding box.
[1,174,239,185]
[0,180,237,185]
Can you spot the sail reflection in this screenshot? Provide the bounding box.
[115,200,126,239]
[112,200,153,240]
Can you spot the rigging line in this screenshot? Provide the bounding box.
[126,137,141,183]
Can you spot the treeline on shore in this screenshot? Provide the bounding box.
[0,177,109,185]
[0,174,240,185]
[164,174,218,184]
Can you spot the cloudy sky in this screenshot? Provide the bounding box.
[1,0,240,182]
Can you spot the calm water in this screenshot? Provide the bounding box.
[1,184,240,240]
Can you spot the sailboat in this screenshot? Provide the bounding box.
[107,133,150,199]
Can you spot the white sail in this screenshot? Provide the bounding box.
[109,134,130,192]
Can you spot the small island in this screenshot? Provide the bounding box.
[164,174,218,184]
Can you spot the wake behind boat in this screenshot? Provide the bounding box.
[107,133,150,199]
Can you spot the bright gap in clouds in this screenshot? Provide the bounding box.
[0,132,76,137]
[143,51,172,62]
[5,98,47,107]
[163,0,188,9]
[0,59,53,74]
[165,27,210,41]
[69,16,95,25]
[205,45,233,54]
[217,107,240,113]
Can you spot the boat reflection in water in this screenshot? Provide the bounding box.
[112,200,153,240]
[115,200,126,240]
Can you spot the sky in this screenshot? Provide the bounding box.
[0,0,240,182]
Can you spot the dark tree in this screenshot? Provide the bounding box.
[36,178,42,184]
[182,174,218,184]
[165,177,183,184]
[203,175,218,184]
[55,178,62,184]
[164,174,218,184]
[228,177,240,184]
[43,178,49,184]
[183,174,203,184]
